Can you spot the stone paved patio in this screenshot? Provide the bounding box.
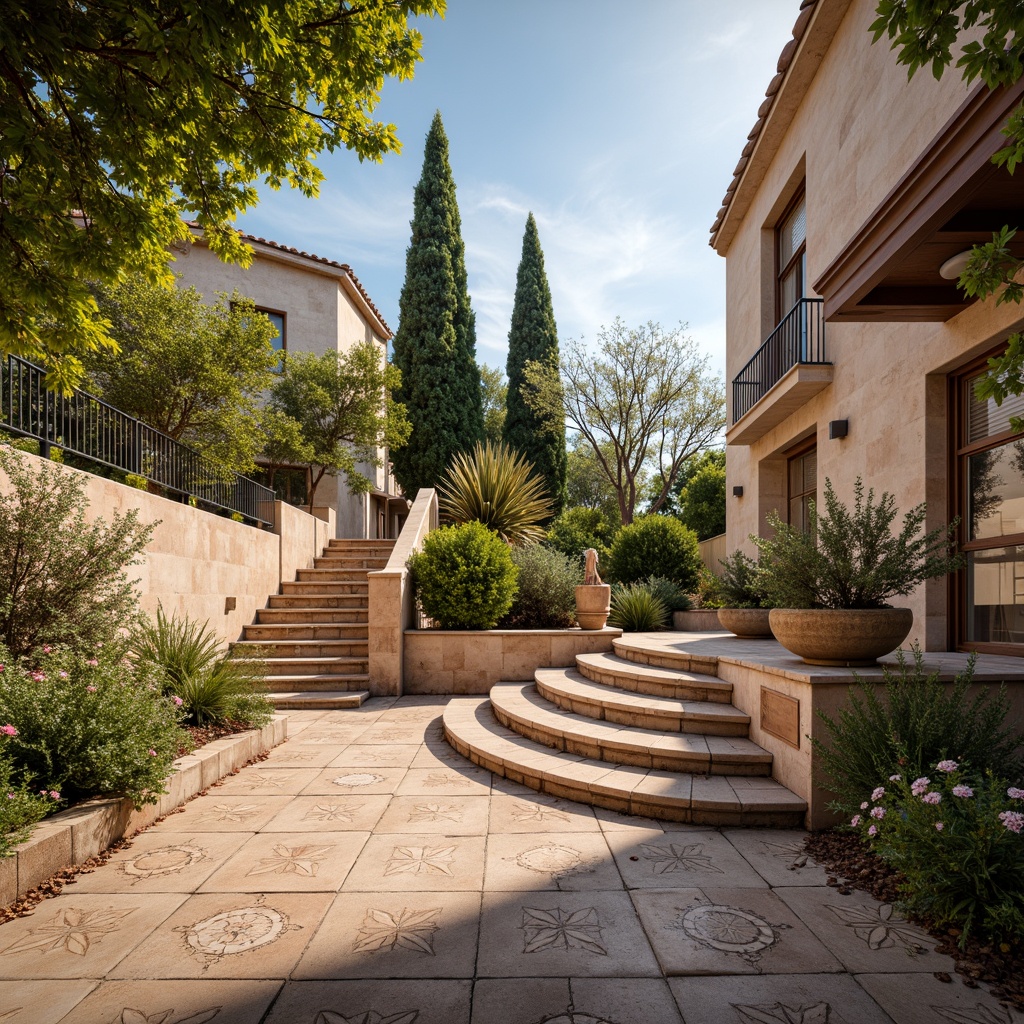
[1,697,1021,1024]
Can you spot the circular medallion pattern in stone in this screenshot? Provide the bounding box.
[187,906,285,956]
[122,843,206,879]
[680,904,776,954]
[516,844,583,874]
[332,773,385,788]
[539,1015,615,1024]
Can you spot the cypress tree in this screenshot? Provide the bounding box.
[391,111,483,497]
[503,212,567,514]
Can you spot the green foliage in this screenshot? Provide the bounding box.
[500,544,581,629]
[644,576,692,613]
[0,0,445,389]
[753,477,963,609]
[391,111,484,496]
[86,277,278,474]
[270,344,410,508]
[0,443,155,659]
[132,607,273,728]
[438,441,554,546]
[564,437,624,527]
[661,449,725,518]
[545,506,617,564]
[0,647,185,807]
[717,550,772,609]
[409,522,518,630]
[695,564,725,609]
[605,515,701,591]
[851,763,1024,946]
[523,318,725,524]
[677,459,726,541]
[503,213,567,516]
[813,648,1022,817]
[608,584,669,632]
[0,730,57,856]
[479,364,507,446]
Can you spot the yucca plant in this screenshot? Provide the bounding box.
[439,440,554,545]
[608,583,669,631]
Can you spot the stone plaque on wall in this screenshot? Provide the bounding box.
[760,686,800,748]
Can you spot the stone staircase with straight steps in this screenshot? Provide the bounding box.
[231,538,395,711]
[443,634,807,827]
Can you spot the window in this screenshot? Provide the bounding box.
[777,192,807,320]
[257,309,286,370]
[787,443,816,534]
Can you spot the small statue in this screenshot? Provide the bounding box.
[583,547,603,586]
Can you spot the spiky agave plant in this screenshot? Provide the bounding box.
[439,441,554,545]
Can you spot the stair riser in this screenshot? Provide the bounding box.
[296,570,371,582]
[234,642,369,659]
[244,625,368,641]
[614,642,718,677]
[326,542,395,552]
[260,660,369,676]
[280,582,368,596]
[257,608,367,623]
[313,557,389,570]
[266,595,367,610]
[253,679,369,692]
[574,662,733,703]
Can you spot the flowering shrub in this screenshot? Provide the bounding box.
[0,645,186,807]
[0,725,58,856]
[851,759,1024,944]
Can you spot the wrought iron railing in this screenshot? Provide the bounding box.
[1,354,275,527]
[732,298,827,423]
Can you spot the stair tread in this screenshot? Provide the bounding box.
[269,690,369,708]
[576,651,731,691]
[234,639,368,648]
[443,699,806,821]
[256,673,370,685]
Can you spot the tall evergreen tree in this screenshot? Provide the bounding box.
[390,112,484,497]
[503,213,567,514]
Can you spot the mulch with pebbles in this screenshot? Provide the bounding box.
[806,828,1024,1013]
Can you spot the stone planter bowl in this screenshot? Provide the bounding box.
[768,607,914,666]
[575,584,611,630]
[717,607,773,638]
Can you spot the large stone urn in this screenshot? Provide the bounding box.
[575,585,612,630]
[717,607,773,638]
[768,608,914,666]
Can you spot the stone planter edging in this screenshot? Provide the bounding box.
[1,714,288,908]
[672,609,725,632]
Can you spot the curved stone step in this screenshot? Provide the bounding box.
[268,690,369,709]
[491,683,771,775]
[535,668,749,736]
[575,651,732,702]
[613,636,719,676]
[443,699,806,827]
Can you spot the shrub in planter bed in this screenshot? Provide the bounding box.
[0,727,58,856]
[608,583,669,631]
[500,545,581,629]
[410,521,519,630]
[0,644,186,807]
[545,507,616,564]
[605,515,700,591]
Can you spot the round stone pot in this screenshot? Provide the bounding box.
[575,584,612,630]
[768,607,914,667]
[717,607,774,638]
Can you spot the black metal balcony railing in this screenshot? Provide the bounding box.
[732,297,827,423]
[1,354,275,527]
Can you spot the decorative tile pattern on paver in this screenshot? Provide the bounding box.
[264,979,471,1024]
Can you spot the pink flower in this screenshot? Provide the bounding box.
[868,824,878,837]
[85,659,98,667]
[6,793,13,800]
[871,787,885,802]
[952,785,974,798]
[1008,788,1024,800]
[935,822,944,831]
[860,801,869,810]
[850,815,862,827]
[999,810,1024,833]
[0,664,5,672]
[148,749,157,757]
[911,777,930,796]
[86,685,97,693]
[172,696,183,707]
[58,671,68,679]
[30,671,45,682]
[42,645,51,654]
[889,774,901,782]
[0,725,17,737]
[936,760,958,773]
[48,791,60,801]
[922,791,942,805]
[96,642,103,648]
[870,806,886,819]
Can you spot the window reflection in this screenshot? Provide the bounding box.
[967,546,1024,643]
[969,439,1024,540]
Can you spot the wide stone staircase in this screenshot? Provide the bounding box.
[232,538,395,710]
[443,635,807,827]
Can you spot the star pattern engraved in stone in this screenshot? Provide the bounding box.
[272,750,320,764]
[183,905,288,957]
[353,907,441,955]
[333,773,385,788]
[121,843,207,881]
[115,1008,223,1024]
[825,902,929,953]
[0,1009,19,1020]
[509,801,571,823]
[315,1010,419,1024]
[303,802,363,823]
[536,1016,616,1024]
[0,906,134,957]
[246,843,334,877]
[515,844,584,875]
[680,904,777,958]
[423,771,472,788]
[760,839,814,872]
[640,842,725,875]
[406,803,463,823]
[384,845,456,876]
[521,906,607,954]
[195,803,261,824]
[733,1001,838,1024]
[235,771,295,792]
[369,729,417,743]
[931,1005,1015,1024]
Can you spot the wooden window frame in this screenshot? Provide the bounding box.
[785,437,817,531]
[776,188,807,324]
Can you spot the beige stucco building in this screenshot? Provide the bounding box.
[715,0,1024,656]
[171,230,406,539]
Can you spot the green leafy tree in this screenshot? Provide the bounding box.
[660,449,725,516]
[871,1,1024,410]
[565,436,624,527]
[0,0,445,391]
[525,319,725,525]
[391,111,483,497]
[677,457,726,540]
[86,275,278,474]
[480,364,507,445]
[269,344,411,509]
[503,213,566,515]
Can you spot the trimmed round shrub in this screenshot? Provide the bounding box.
[605,516,701,590]
[608,584,668,631]
[500,544,582,629]
[545,507,617,565]
[409,522,519,630]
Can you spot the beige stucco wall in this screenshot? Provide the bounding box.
[720,0,1024,649]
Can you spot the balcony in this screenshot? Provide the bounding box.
[727,298,832,446]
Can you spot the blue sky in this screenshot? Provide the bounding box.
[234,1,799,380]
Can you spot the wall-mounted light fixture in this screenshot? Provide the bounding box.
[939,250,973,281]
[829,419,849,440]
[732,486,744,497]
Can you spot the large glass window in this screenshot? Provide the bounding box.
[258,309,286,371]
[777,192,807,319]
[788,445,816,533]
